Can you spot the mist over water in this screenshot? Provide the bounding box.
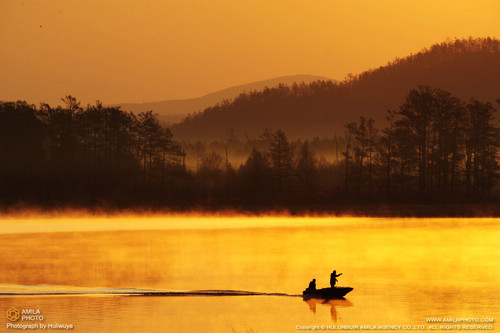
[1,216,499,332]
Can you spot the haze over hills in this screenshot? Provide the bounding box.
[114,75,329,124]
[171,37,500,140]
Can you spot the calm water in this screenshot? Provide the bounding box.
[0,217,499,332]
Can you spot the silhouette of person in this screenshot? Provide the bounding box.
[307,278,316,291]
[330,270,342,287]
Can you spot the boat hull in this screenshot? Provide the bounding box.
[302,287,353,299]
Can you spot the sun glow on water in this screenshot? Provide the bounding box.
[1,215,499,331]
[1,212,499,234]
[1,212,375,234]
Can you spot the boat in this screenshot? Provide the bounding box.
[302,287,353,299]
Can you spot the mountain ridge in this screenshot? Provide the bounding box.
[113,75,330,123]
[171,37,500,140]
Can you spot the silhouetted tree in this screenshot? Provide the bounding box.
[343,122,356,193]
[269,129,294,192]
[354,117,367,195]
[199,151,224,176]
[377,110,397,195]
[464,100,499,195]
[366,118,378,192]
[137,111,163,186]
[238,148,272,198]
[296,141,318,194]
[397,86,436,193]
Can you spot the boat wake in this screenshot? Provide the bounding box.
[0,284,300,297]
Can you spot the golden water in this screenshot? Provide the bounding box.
[1,217,499,332]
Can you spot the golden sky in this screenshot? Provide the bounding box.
[1,0,499,106]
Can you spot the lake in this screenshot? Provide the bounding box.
[1,216,499,332]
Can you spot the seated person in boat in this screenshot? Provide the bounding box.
[306,278,316,291]
[330,270,342,287]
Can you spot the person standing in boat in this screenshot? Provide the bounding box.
[330,270,342,287]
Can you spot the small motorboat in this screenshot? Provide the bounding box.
[302,287,353,300]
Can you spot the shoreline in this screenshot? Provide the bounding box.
[1,202,499,218]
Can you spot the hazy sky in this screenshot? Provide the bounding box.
[1,0,499,106]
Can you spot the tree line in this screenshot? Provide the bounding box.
[0,96,184,207]
[343,86,499,199]
[1,86,499,212]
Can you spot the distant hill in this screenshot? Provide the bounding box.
[114,75,329,124]
[171,37,500,140]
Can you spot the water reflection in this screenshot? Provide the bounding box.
[1,217,499,330]
[303,297,353,322]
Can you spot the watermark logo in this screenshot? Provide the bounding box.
[5,307,75,330]
[6,308,20,322]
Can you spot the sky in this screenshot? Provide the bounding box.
[1,0,499,106]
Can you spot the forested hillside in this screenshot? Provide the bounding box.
[172,38,500,140]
